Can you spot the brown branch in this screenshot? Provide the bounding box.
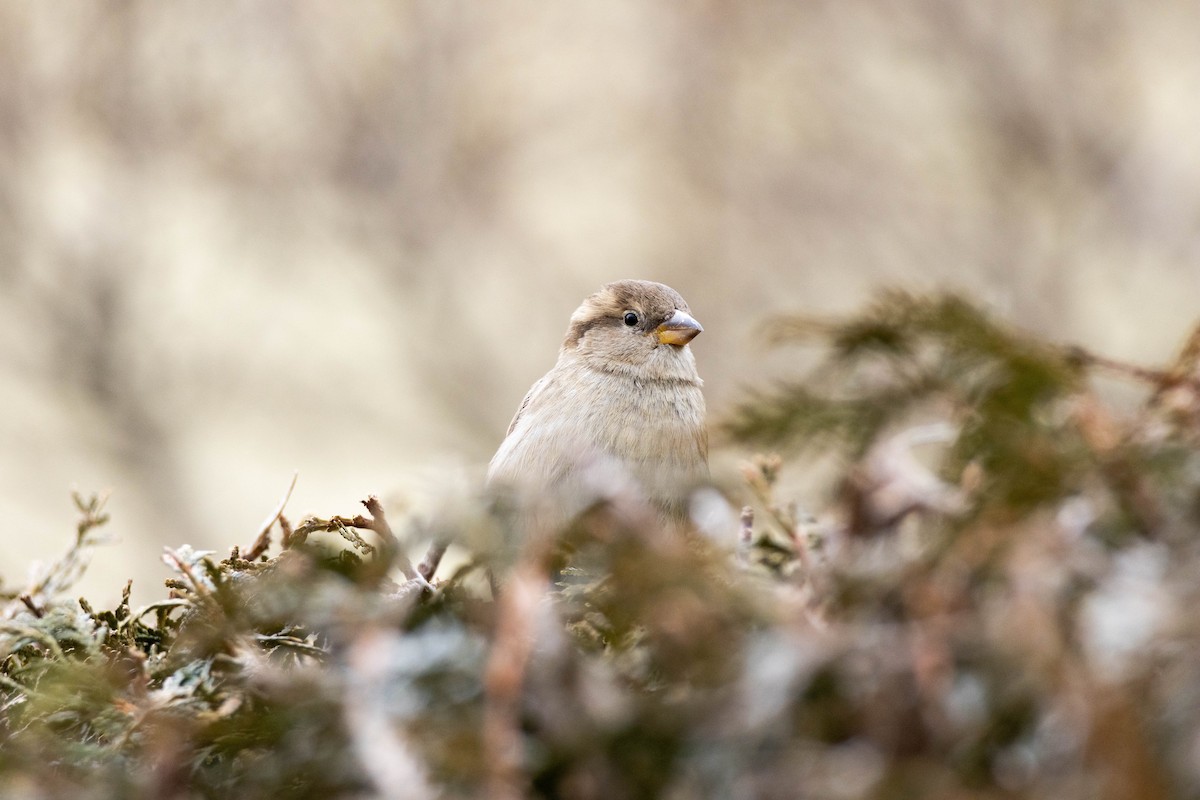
[358,496,429,583]
[360,496,398,557]
[294,498,432,588]
[19,594,43,618]
[1064,345,1186,389]
[417,541,448,582]
[279,514,295,549]
[243,472,299,561]
[482,563,545,800]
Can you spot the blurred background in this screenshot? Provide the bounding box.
[2,1,1198,604]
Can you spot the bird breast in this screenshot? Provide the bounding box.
[487,360,707,512]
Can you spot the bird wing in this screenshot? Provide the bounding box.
[505,372,551,437]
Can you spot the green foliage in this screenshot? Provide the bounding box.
[5,292,1200,799]
[729,292,1093,516]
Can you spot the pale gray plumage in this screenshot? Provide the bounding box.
[488,280,708,525]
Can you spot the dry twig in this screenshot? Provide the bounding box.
[242,472,299,561]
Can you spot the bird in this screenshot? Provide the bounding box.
[487,280,708,533]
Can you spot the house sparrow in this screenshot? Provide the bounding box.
[488,280,707,530]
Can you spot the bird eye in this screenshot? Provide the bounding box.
[623,311,639,327]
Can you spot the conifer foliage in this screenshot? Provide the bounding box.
[4,293,1200,799]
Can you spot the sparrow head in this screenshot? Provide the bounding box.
[562,280,703,381]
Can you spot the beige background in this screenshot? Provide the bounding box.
[2,2,1198,605]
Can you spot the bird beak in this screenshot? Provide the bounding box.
[656,310,703,346]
